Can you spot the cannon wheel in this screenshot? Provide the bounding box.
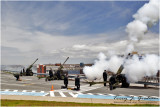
[53,75,57,80]
[30,72,33,76]
[121,76,130,88]
[61,75,65,80]
[121,81,130,88]
[45,77,48,82]
[109,76,116,90]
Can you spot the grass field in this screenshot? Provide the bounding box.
[1,99,158,106]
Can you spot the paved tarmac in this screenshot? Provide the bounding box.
[1,71,159,104]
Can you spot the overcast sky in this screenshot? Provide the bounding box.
[1,0,159,65]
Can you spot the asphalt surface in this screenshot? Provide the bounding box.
[1,71,159,97]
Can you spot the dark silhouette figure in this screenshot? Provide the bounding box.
[20,70,23,76]
[57,70,61,80]
[75,75,80,90]
[64,74,68,88]
[23,68,25,73]
[14,74,20,81]
[103,70,107,86]
[157,70,160,83]
[109,75,116,90]
[49,69,53,78]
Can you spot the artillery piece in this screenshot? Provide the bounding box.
[45,57,69,81]
[20,58,38,76]
[109,54,130,90]
[13,58,38,80]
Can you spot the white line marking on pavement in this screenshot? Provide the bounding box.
[50,91,55,97]
[139,95,147,97]
[128,95,138,98]
[79,84,103,93]
[150,96,160,98]
[40,91,44,93]
[32,90,36,92]
[4,89,9,91]
[13,90,18,92]
[108,94,116,96]
[22,90,27,92]
[69,92,77,98]
[87,93,93,95]
[59,92,66,97]
[97,93,103,95]
[43,93,49,96]
[76,92,83,95]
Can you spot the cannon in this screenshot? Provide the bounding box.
[13,58,38,80]
[25,58,38,76]
[109,54,130,90]
[45,57,69,81]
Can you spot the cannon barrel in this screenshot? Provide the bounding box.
[27,58,38,70]
[109,53,131,90]
[62,57,69,66]
[116,65,124,75]
[58,57,69,70]
[25,58,38,76]
[116,53,131,75]
[46,57,69,81]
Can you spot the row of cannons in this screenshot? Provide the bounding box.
[13,57,69,81]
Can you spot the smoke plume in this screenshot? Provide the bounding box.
[83,53,108,80]
[84,53,160,82]
[125,0,159,54]
[124,54,160,82]
[83,0,159,82]
[83,53,123,80]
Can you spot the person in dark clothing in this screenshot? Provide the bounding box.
[103,70,107,86]
[49,68,53,78]
[75,75,80,90]
[23,68,25,73]
[109,75,116,90]
[14,74,20,81]
[64,74,68,88]
[26,69,29,76]
[157,70,160,83]
[20,70,23,76]
[21,68,25,76]
[57,70,61,80]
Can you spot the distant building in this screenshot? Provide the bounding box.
[37,63,93,75]
[37,64,46,77]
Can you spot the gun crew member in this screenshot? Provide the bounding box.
[103,70,107,86]
[49,68,53,78]
[157,70,160,83]
[75,75,80,90]
[14,74,20,81]
[64,74,68,88]
[23,68,25,73]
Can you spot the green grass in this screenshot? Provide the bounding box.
[1,99,158,106]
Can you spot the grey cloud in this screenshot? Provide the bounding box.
[2,23,158,65]
[1,1,158,65]
[58,32,158,60]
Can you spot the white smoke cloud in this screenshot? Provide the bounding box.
[124,54,160,82]
[83,53,160,82]
[133,0,159,26]
[83,53,108,80]
[125,0,159,53]
[107,55,124,74]
[83,0,159,82]
[83,53,123,80]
